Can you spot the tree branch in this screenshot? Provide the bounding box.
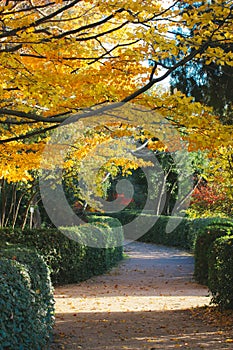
[0,0,82,39]
[52,8,126,40]
[0,125,58,144]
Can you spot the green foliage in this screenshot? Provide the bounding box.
[0,246,54,349]
[105,150,198,217]
[208,236,233,310]
[101,209,142,226]
[137,215,193,249]
[61,218,124,280]
[98,211,232,252]
[170,50,233,125]
[194,223,233,285]
[189,217,233,248]
[137,215,233,252]
[0,217,124,285]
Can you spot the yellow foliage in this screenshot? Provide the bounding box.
[0,0,232,188]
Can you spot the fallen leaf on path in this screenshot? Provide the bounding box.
[226,338,233,343]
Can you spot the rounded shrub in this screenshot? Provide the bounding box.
[60,217,124,280]
[194,224,233,285]
[0,246,54,349]
[0,217,124,285]
[208,235,233,310]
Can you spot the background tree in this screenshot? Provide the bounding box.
[0,0,232,139]
[168,1,233,217]
[170,46,233,125]
[0,0,232,223]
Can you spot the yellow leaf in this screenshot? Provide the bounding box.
[226,339,233,343]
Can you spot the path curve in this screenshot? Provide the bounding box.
[51,241,232,349]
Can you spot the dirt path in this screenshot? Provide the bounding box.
[50,241,233,349]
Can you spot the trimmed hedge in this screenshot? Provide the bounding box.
[60,219,124,280]
[208,236,233,310]
[194,223,233,285]
[137,215,233,251]
[89,212,194,249]
[90,211,233,251]
[137,215,192,249]
[190,217,233,244]
[0,246,54,349]
[0,217,124,285]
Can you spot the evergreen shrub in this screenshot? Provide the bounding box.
[0,217,124,285]
[0,246,54,349]
[208,235,233,309]
[194,223,233,284]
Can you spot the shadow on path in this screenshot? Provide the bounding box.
[52,309,233,349]
[50,241,232,349]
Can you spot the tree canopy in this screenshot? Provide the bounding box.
[0,0,232,210]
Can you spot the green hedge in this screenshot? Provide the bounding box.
[208,236,233,310]
[137,215,192,249]
[90,211,233,252]
[101,209,144,226]
[0,217,124,285]
[60,219,124,280]
[0,246,54,349]
[137,215,233,251]
[194,223,233,285]
[190,217,233,246]
[136,215,230,250]
[89,212,193,249]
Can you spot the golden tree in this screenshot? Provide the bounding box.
[0,0,232,217]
